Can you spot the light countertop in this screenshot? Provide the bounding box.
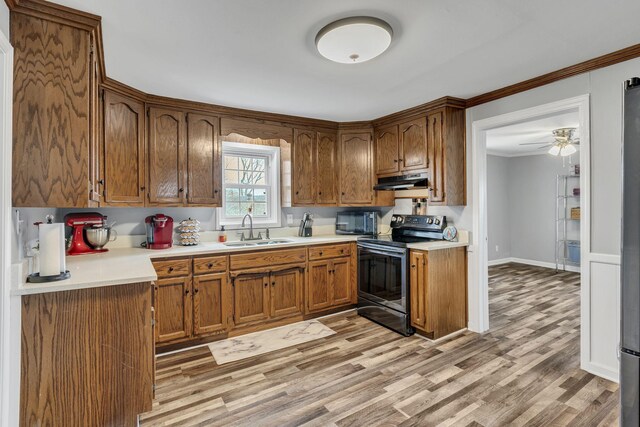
[12,233,468,296]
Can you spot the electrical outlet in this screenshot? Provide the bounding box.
[286,214,294,226]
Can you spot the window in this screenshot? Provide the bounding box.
[217,142,280,228]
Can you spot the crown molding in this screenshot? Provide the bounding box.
[467,43,640,107]
[6,0,100,31]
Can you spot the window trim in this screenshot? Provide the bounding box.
[216,141,281,229]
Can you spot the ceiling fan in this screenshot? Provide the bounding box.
[519,127,580,156]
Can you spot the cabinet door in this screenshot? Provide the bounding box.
[102,90,145,205]
[148,107,186,204]
[155,277,192,343]
[316,132,338,205]
[187,113,221,206]
[307,260,332,313]
[409,251,428,331]
[400,118,428,172]
[12,14,90,207]
[375,125,400,175]
[331,257,352,306]
[192,273,227,336]
[270,268,303,319]
[339,132,373,205]
[233,273,270,326]
[427,111,445,203]
[292,129,316,205]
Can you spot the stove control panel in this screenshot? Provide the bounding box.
[390,215,446,231]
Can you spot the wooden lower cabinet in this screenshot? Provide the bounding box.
[306,256,353,313]
[232,267,304,327]
[410,247,468,339]
[21,282,154,426]
[232,273,271,326]
[193,273,228,335]
[155,277,192,343]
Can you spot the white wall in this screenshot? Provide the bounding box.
[466,58,640,381]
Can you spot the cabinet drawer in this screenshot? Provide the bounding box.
[230,248,306,271]
[152,258,192,278]
[193,255,227,275]
[308,243,351,260]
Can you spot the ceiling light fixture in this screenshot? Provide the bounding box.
[315,16,393,64]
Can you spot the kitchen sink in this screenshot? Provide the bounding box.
[223,239,293,247]
[223,242,258,247]
[255,239,293,245]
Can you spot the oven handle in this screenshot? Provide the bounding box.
[357,242,407,256]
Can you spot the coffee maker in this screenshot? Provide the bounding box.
[145,214,173,249]
[65,212,108,255]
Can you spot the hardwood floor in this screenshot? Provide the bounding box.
[141,263,619,426]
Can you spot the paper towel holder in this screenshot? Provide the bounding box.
[27,270,71,283]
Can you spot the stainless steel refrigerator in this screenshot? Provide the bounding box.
[621,77,640,426]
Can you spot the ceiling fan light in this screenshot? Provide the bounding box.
[561,144,577,156]
[548,145,561,156]
[316,17,393,64]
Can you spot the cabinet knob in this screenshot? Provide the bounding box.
[140,186,145,191]
[319,251,323,256]
[340,249,344,254]
[411,264,416,268]
[185,289,190,295]
[98,179,104,185]
[179,188,184,193]
[264,283,268,288]
[168,267,174,272]
[296,191,299,195]
[271,281,276,286]
[214,189,218,194]
[341,192,345,196]
[194,288,199,294]
[319,191,322,195]
[207,263,213,268]
[398,158,404,162]
[393,159,398,163]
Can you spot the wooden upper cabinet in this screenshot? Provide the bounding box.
[155,277,192,343]
[316,132,338,205]
[399,118,428,172]
[12,13,92,207]
[186,113,221,206]
[148,107,186,205]
[292,129,316,205]
[270,268,303,319]
[233,274,271,327]
[427,107,466,206]
[339,132,374,205]
[375,125,400,176]
[192,273,227,336]
[102,90,145,206]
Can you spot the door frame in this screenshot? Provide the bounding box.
[0,25,13,427]
[469,95,591,338]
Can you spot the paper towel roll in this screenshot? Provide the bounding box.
[39,223,65,277]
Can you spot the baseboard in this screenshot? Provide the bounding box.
[581,360,619,383]
[488,257,580,273]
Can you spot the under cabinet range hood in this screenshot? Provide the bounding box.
[373,172,429,190]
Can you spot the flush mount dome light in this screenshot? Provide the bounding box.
[315,16,393,64]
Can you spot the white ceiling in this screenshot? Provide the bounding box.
[51,0,640,121]
[486,110,580,157]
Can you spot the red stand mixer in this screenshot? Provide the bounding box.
[145,214,173,249]
[65,212,109,255]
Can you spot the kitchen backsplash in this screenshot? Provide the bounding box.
[13,201,466,257]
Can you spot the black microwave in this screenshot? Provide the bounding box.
[335,211,378,236]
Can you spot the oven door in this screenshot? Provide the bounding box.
[357,242,408,313]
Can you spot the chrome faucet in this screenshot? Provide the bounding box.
[240,213,263,241]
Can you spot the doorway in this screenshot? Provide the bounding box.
[469,95,591,368]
